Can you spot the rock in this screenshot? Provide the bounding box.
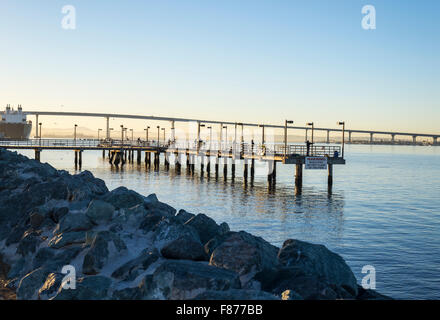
[33,247,82,272]
[152,219,201,250]
[101,186,144,209]
[219,222,230,234]
[0,253,11,279]
[7,257,27,279]
[16,232,40,256]
[277,239,358,296]
[209,231,279,286]
[281,290,303,300]
[54,212,93,235]
[147,260,241,299]
[112,286,144,300]
[83,231,127,275]
[29,212,45,229]
[111,249,160,281]
[161,235,207,261]
[48,231,87,249]
[85,200,115,224]
[16,268,50,300]
[175,209,195,224]
[193,289,278,300]
[144,194,177,217]
[139,211,168,233]
[53,276,112,300]
[38,272,64,300]
[356,285,393,300]
[49,207,69,223]
[185,214,222,245]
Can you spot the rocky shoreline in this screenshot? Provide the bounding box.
[0,149,391,300]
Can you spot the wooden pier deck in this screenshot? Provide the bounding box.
[0,138,345,192]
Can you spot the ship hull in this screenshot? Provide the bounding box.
[0,122,32,139]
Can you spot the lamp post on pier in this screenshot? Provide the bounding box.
[284,120,294,160]
[98,128,102,141]
[144,126,150,144]
[306,122,314,144]
[74,124,78,145]
[39,122,42,146]
[337,121,345,158]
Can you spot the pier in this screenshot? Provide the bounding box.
[0,138,344,193]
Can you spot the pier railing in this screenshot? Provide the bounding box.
[0,138,341,158]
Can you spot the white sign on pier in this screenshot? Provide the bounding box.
[305,156,328,170]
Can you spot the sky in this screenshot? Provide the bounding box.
[0,0,439,136]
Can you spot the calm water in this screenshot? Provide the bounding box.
[17,145,440,299]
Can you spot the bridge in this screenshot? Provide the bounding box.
[18,110,440,145]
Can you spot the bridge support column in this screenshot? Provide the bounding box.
[348,131,352,143]
[215,156,219,178]
[35,115,39,138]
[412,136,417,144]
[231,159,235,179]
[295,163,303,194]
[326,130,330,144]
[267,161,275,189]
[164,152,169,169]
[154,153,160,170]
[434,137,438,145]
[109,151,115,164]
[106,117,110,140]
[369,133,374,143]
[175,153,182,173]
[391,134,395,143]
[137,150,141,164]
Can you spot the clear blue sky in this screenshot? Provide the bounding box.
[0,0,439,134]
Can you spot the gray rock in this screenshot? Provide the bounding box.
[33,247,82,272]
[54,211,93,235]
[111,249,160,281]
[53,276,113,300]
[49,207,69,223]
[277,239,358,297]
[254,266,340,300]
[185,213,222,245]
[209,231,279,284]
[175,209,195,224]
[112,286,144,300]
[7,257,27,279]
[17,268,50,300]
[193,289,278,300]
[38,272,64,300]
[356,285,393,300]
[16,232,40,257]
[101,186,144,209]
[152,219,201,250]
[144,194,177,217]
[29,212,45,229]
[161,235,207,261]
[48,231,87,249]
[148,259,241,299]
[83,231,127,275]
[85,200,115,224]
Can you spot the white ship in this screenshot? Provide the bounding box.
[0,105,32,139]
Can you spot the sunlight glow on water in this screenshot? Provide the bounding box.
[16,145,440,299]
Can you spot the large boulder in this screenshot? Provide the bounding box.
[54,211,93,235]
[160,235,207,261]
[193,289,278,300]
[111,249,160,281]
[53,276,113,300]
[209,231,279,286]
[174,209,195,224]
[101,186,144,209]
[82,231,127,275]
[146,260,241,299]
[152,219,201,250]
[48,231,87,249]
[184,214,223,245]
[277,239,358,296]
[85,200,115,224]
[16,268,50,300]
[144,193,177,217]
